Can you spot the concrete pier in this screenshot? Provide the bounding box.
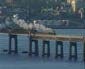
[83,41,85,62]
[29,36,39,56]
[55,41,63,59]
[42,40,50,57]
[8,34,18,54]
[69,42,77,61]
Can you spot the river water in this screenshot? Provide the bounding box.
[0,29,85,69]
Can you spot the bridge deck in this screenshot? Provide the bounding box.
[0,32,84,42]
[30,33,84,42]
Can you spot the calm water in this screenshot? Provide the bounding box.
[0,29,85,69]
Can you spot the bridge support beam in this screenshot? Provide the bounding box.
[29,37,39,56]
[69,42,77,61]
[55,41,63,59]
[42,40,50,57]
[8,34,18,54]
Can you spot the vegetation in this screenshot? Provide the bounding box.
[0,0,85,28]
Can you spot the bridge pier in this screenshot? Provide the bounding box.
[29,36,39,56]
[69,42,77,61]
[8,34,18,54]
[42,40,50,57]
[83,42,85,62]
[55,41,63,59]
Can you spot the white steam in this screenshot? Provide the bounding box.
[12,14,55,33]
